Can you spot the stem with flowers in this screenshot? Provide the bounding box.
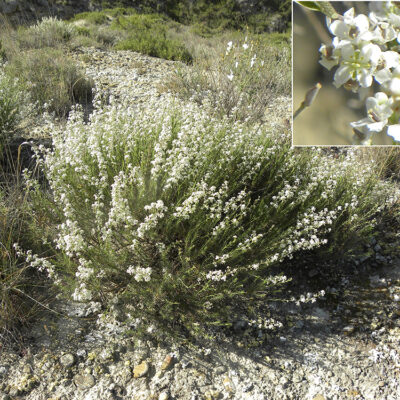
[297,1,400,145]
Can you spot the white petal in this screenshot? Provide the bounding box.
[341,44,356,61]
[358,30,374,42]
[334,65,352,87]
[389,13,400,28]
[359,70,373,88]
[375,69,392,84]
[365,121,387,132]
[389,77,400,95]
[350,118,371,128]
[375,92,389,103]
[343,8,355,22]
[319,57,338,71]
[382,51,400,68]
[387,124,400,141]
[354,14,369,32]
[361,43,381,65]
[330,20,349,39]
[366,96,379,110]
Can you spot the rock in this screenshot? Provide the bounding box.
[158,392,169,400]
[73,373,95,389]
[243,383,254,392]
[133,361,149,378]
[161,354,174,371]
[343,325,355,334]
[59,353,75,368]
[312,307,330,321]
[223,376,234,392]
[204,389,222,400]
[214,366,226,375]
[99,348,114,362]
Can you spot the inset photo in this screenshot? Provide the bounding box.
[293,1,400,146]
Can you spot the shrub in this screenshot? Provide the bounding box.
[0,69,28,154]
[112,14,192,62]
[5,48,94,117]
[170,33,290,122]
[16,17,77,50]
[70,11,110,25]
[115,33,192,63]
[28,95,398,335]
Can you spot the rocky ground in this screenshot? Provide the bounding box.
[1,47,400,400]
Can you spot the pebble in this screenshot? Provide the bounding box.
[59,353,75,368]
[214,366,226,375]
[158,392,169,400]
[161,354,174,371]
[133,361,149,378]
[73,373,95,389]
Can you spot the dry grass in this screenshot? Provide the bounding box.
[166,30,291,123]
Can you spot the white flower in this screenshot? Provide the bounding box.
[329,8,373,43]
[127,266,152,282]
[374,51,400,83]
[227,70,234,81]
[319,38,341,71]
[242,43,249,50]
[351,92,393,138]
[226,41,233,55]
[333,43,381,88]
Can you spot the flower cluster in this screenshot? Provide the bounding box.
[319,2,400,143]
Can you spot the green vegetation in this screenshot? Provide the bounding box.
[169,32,290,122]
[1,3,400,349]
[0,18,94,118]
[0,180,51,344]
[110,13,192,62]
[0,72,27,154]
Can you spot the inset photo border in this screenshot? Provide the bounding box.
[293,1,400,146]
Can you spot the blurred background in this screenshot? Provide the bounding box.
[293,1,394,146]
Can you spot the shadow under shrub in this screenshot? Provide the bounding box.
[0,178,52,346]
[31,97,399,335]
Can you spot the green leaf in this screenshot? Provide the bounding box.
[295,1,321,12]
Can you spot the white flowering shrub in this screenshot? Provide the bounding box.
[297,1,400,144]
[29,94,398,331]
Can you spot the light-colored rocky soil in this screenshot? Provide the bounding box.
[1,48,400,400]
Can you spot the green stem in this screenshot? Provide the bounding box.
[316,1,340,19]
